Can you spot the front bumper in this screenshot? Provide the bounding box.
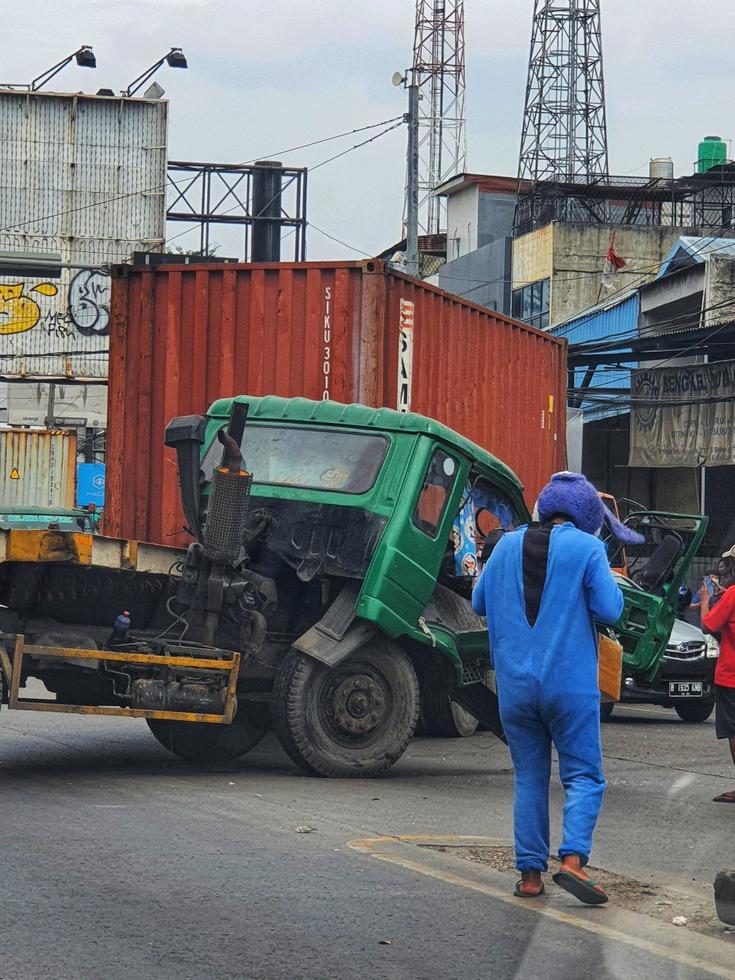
[620,650,717,707]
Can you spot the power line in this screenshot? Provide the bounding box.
[307,223,372,257]
[568,295,735,355]
[568,318,735,411]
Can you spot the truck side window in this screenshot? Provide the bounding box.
[413,449,457,539]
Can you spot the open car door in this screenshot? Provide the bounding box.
[604,512,708,684]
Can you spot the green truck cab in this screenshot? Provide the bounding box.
[0,395,706,778]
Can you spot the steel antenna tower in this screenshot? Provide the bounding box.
[411,0,466,236]
[516,0,609,233]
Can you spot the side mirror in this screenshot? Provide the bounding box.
[165,414,206,540]
[677,586,692,612]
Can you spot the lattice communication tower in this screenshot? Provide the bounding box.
[516,0,609,232]
[412,0,467,235]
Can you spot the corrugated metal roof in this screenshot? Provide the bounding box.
[550,287,640,338]
[551,291,639,422]
[656,235,735,279]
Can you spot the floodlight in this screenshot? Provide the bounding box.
[123,48,188,97]
[30,46,97,91]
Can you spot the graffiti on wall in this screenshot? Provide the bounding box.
[68,270,111,336]
[0,269,110,339]
[0,282,58,335]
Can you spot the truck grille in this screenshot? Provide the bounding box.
[665,641,706,661]
[461,660,486,685]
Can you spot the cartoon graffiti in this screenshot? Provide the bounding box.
[0,281,58,335]
[68,270,110,336]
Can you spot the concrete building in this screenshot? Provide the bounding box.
[640,236,735,335]
[556,235,735,564]
[435,174,521,315]
[513,222,686,328]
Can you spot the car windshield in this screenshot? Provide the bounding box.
[202,424,388,495]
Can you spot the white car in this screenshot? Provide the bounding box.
[602,574,718,722]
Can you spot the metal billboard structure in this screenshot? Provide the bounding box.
[0,89,168,382]
[166,160,307,261]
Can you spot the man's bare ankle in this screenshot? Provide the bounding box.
[560,855,584,873]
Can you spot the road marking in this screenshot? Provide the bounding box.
[347,835,734,979]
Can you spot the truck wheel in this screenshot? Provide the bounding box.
[147,702,270,763]
[674,699,715,723]
[600,701,615,722]
[273,639,419,778]
[421,693,479,738]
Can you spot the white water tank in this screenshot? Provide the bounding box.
[650,157,674,180]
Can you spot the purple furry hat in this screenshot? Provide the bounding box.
[536,471,644,545]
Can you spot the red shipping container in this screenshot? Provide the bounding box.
[106,260,566,545]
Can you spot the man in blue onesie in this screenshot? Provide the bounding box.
[472,471,641,905]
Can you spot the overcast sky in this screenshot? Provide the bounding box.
[8,1,735,260]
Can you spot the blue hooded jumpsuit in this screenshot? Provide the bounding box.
[472,523,623,871]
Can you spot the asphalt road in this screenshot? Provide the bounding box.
[1,700,734,980]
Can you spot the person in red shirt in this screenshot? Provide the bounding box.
[701,548,735,803]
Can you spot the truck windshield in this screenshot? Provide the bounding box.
[202,424,388,494]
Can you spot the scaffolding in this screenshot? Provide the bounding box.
[513,166,735,238]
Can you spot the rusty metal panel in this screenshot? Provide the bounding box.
[0,428,76,508]
[381,270,567,506]
[0,90,168,380]
[106,260,566,544]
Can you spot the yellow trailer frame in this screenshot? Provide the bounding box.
[0,528,241,725]
[0,635,240,724]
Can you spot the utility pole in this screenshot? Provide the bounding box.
[405,76,420,278]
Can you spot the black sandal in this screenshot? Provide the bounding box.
[552,870,608,906]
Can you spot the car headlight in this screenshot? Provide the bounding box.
[706,636,720,658]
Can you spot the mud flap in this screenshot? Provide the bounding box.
[293,581,376,667]
[452,684,506,743]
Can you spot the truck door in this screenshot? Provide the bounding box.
[606,512,708,682]
[359,441,468,636]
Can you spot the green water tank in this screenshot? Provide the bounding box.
[697,135,728,173]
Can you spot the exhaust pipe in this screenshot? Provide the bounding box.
[203,402,252,564]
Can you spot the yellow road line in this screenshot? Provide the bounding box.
[347,836,733,980]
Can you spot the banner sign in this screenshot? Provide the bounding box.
[629,360,735,467]
[397,299,415,413]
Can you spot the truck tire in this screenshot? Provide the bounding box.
[674,699,715,723]
[147,702,270,763]
[273,638,419,778]
[421,692,479,738]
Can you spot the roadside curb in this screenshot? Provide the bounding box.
[347,835,735,979]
